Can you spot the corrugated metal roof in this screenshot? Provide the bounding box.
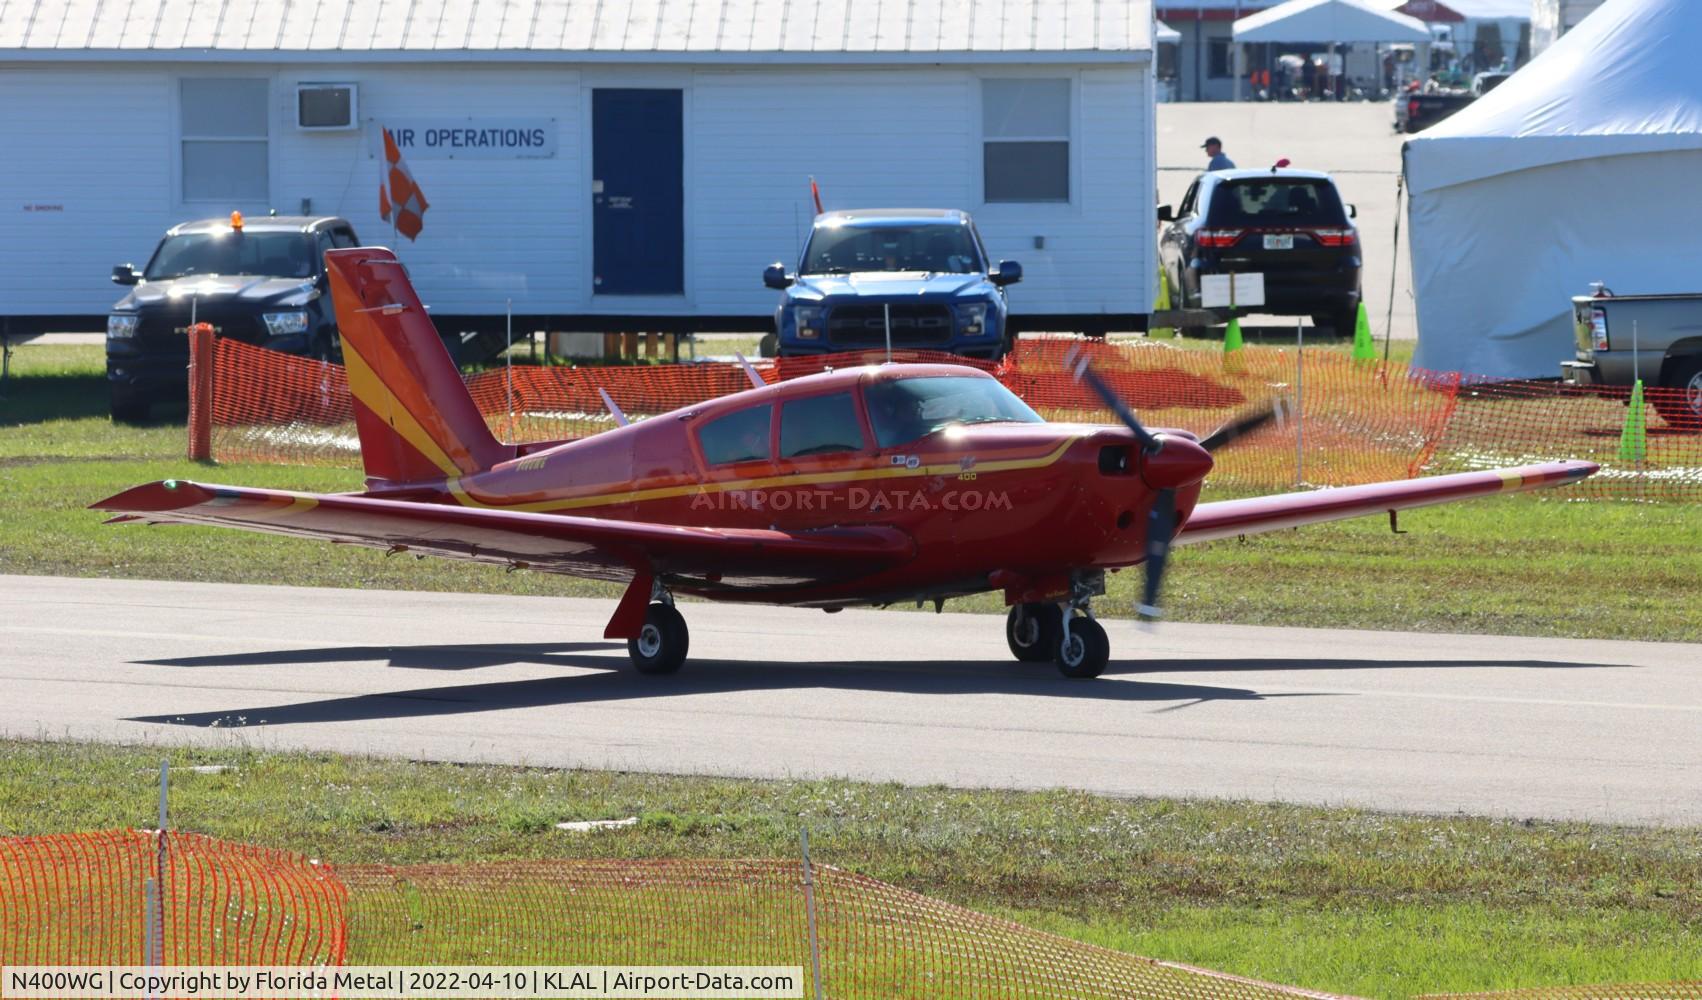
[0,0,1154,58]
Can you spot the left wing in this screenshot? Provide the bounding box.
[1176,461,1598,544]
[92,481,914,590]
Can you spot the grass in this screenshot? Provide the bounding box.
[0,739,1698,997]
[2,343,1697,640]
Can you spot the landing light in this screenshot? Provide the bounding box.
[230,211,244,230]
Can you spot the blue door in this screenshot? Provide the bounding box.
[592,89,684,296]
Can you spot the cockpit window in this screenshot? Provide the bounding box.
[802,223,982,275]
[864,376,1044,448]
[698,404,773,465]
[781,392,865,458]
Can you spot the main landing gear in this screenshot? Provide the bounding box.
[1005,574,1112,679]
[627,591,690,675]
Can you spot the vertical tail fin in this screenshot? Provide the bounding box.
[325,247,510,485]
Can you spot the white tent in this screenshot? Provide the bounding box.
[1404,0,1702,377]
[1233,0,1430,43]
[1156,20,1181,43]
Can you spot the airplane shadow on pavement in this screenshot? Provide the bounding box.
[124,642,1623,730]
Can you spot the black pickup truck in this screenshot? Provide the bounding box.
[1394,72,1510,133]
[105,214,359,421]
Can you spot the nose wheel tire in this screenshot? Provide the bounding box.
[1006,604,1064,662]
[1055,616,1110,679]
[628,602,690,675]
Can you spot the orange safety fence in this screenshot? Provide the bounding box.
[4,831,1698,1000]
[340,858,1355,998]
[1418,986,1702,999]
[196,336,1702,501]
[0,829,346,964]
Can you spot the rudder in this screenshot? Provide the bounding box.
[325,247,510,485]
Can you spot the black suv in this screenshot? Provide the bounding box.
[106,214,360,421]
[1158,168,1361,335]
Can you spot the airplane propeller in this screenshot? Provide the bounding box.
[1068,351,1286,620]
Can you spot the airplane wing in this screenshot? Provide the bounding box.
[92,481,914,590]
[1176,461,1598,545]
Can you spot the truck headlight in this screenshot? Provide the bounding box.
[262,311,310,337]
[955,303,989,336]
[792,305,823,340]
[107,314,139,339]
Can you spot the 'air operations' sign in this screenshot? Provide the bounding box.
[370,118,556,159]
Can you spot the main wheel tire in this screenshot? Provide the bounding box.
[1006,604,1063,663]
[628,603,690,675]
[1653,357,1702,432]
[1055,616,1110,679]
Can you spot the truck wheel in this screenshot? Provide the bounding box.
[110,389,150,423]
[310,330,342,364]
[758,332,778,358]
[1653,357,1702,432]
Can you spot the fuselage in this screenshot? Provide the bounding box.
[368,364,1209,606]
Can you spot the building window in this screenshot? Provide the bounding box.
[1208,39,1234,79]
[180,78,268,202]
[982,79,1070,204]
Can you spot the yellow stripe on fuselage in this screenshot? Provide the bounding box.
[343,338,464,477]
[445,438,1077,514]
[1495,469,1525,492]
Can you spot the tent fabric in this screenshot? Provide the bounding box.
[1376,0,1466,24]
[1232,0,1431,43]
[1156,20,1182,43]
[1404,0,1702,377]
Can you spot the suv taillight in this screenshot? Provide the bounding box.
[1591,306,1609,351]
[1408,99,1421,119]
[1197,229,1243,248]
[1312,228,1357,247]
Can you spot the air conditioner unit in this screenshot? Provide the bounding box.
[296,83,358,130]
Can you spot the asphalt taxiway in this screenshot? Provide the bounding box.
[4,575,1697,825]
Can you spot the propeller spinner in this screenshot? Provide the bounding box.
[1068,351,1285,620]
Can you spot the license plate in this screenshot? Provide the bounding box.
[1263,234,1295,250]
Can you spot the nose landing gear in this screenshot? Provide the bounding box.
[1005,572,1112,678]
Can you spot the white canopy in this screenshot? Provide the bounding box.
[1405,0,1702,377]
[1233,0,1431,43]
[1156,20,1182,44]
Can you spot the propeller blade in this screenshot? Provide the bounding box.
[1067,352,1160,452]
[1198,398,1287,453]
[1140,488,1177,620]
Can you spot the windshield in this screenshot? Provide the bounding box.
[802,223,982,275]
[1208,179,1347,227]
[144,232,318,280]
[865,376,1043,448]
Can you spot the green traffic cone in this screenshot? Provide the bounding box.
[1351,301,1376,362]
[1224,313,1243,353]
[1222,312,1244,372]
[1618,379,1647,463]
[1151,265,1175,339]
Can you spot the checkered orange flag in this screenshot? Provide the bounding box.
[382,127,429,241]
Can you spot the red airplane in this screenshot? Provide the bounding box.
[95,248,1598,679]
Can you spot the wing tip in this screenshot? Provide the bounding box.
[90,479,214,513]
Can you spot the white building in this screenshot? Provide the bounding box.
[0,0,1158,336]
[1531,0,1604,54]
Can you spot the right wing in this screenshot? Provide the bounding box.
[1177,461,1598,545]
[93,480,914,590]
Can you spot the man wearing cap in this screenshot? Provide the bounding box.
[1202,137,1236,171]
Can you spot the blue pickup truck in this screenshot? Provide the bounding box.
[762,209,1023,360]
